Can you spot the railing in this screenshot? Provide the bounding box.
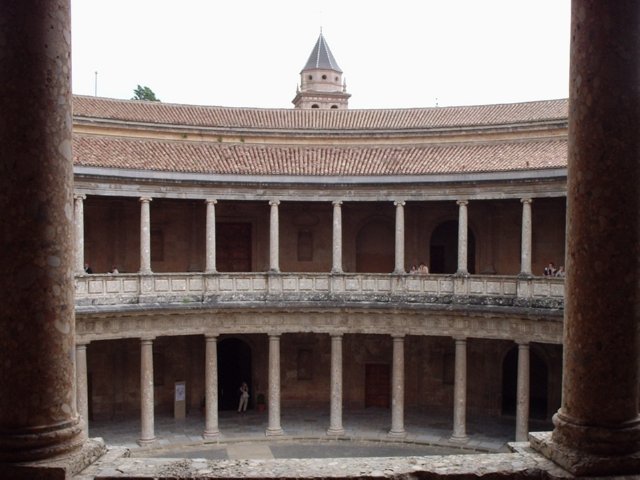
[75,272,564,309]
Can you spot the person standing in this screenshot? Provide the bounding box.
[237,381,249,413]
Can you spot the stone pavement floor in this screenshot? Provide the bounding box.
[88,407,554,459]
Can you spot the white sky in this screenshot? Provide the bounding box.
[71,0,571,109]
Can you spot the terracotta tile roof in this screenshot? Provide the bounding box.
[73,134,567,176]
[73,96,568,131]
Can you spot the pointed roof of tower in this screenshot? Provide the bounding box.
[302,33,342,73]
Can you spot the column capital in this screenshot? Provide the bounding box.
[394,200,406,207]
[521,197,533,205]
[74,193,86,201]
[139,196,153,203]
[140,336,156,343]
[330,333,344,339]
[456,199,469,207]
[205,198,218,205]
[75,341,90,348]
[391,333,405,340]
[269,199,280,206]
[453,336,467,343]
[268,333,281,339]
[516,340,530,347]
[332,200,343,206]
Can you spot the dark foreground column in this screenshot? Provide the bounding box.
[531,1,640,475]
[0,0,87,463]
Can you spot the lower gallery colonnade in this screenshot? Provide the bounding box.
[74,332,540,445]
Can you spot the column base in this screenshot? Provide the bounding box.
[203,429,220,440]
[449,434,469,443]
[326,427,345,436]
[5,437,106,479]
[137,437,156,447]
[265,427,284,437]
[530,431,640,476]
[388,429,407,438]
[454,270,469,277]
[0,418,86,463]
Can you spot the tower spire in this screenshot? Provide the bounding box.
[292,32,350,110]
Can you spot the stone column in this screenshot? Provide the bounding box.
[389,335,406,437]
[520,198,533,276]
[74,194,86,274]
[266,334,284,436]
[139,197,153,274]
[205,199,217,273]
[203,335,219,438]
[456,200,469,275]
[327,334,344,435]
[451,338,468,441]
[394,201,406,274]
[331,201,343,273]
[269,200,280,273]
[535,3,640,474]
[139,338,156,446]
[0,0,86,462]
[515,342,530,442]
[76,343,89,438]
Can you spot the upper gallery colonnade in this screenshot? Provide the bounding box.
[73,193,561,278]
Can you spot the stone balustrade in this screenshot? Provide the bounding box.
[75,272,564,309]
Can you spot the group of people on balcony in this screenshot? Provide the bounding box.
[409,262,430,274]
[544,262,565,277]
[82,260,569,278]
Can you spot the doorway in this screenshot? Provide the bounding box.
[217,223,252,272]
[356,220,394,273]
[218,338,253,411]
[429,220,476,274]
[364,363,390,408]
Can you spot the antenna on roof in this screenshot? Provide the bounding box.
[435,97,439,108]
[94,71,98,97]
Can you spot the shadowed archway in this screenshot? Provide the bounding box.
[218,338,253,411]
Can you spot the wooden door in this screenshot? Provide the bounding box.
[365,363,390,408]
[216,223,252,272]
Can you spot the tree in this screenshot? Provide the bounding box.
[132,85,160,102]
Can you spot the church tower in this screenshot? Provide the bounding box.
[292,33,350,109]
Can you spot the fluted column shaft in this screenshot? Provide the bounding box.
[139,197,152,274]
[520,198,533,276]
[515,342,530,442]
[74,194,86,274]
[394,201,406,274]
[0,0,85,461]
[327,334,344,435]
[451,338,468,441]
[139,338,155,446]
[331,201,343,273]
[456,200,469,275]
[389,335,406,437]
[203,335,219,438]
[76,344,89,437]
[266,334,283,435]
[549,1,640,467]
[269,200,280,272]
[205,199,217,273]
